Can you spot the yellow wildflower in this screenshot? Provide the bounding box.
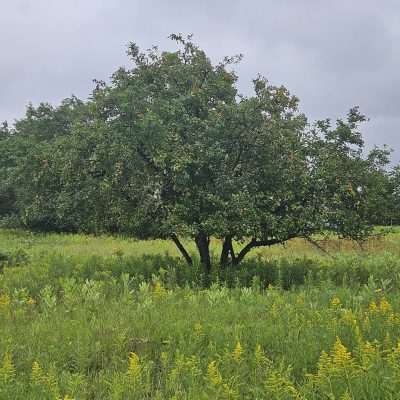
[340,390,352,400]
[0,352,16,384]
[363,341,376,356]
[232,341,243,362]
[27,297,36,306]
[391,342,400,360]
[127,352,141,381]
[153,281,166,298]
[45,367,60,398]
[207,361,222,386]
[332,337,353,367]
[341,310,357,326]
[369,301,378,313]
[194,322,203,337]
[386,342,400,369]
[317,350,332,377]
[387,312,400,325]
[0,293,10,308]
[380,298,392,314]
[361,341,377,368]
[31,361,44,383]
[331,297,341,308]
[255,344,267,365]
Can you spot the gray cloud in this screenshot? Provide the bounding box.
[1,0,399,161]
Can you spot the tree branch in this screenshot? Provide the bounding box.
[171,233,193,265]
[304,236,335,258]
[234,234,296,265]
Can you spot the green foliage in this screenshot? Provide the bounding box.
[0,96,88,230]
[13,96,85,141]
[386,165,400,225]
[0,35,396,270]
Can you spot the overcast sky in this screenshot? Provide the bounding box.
[1,0,399,161]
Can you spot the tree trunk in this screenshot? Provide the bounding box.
[220,236,231,266]
[195,233,211,276]
[220,235,235,266]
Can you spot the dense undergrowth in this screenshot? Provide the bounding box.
[2,249,400,295]
[1,230,400,398]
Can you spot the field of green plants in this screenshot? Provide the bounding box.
[2,229,400,399]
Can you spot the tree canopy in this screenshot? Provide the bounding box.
[0,35,396,272]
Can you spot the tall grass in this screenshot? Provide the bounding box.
[1,229,400,398]
[1,278,400,398]
[1,227,399,261]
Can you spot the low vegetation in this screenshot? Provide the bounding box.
[1,230,400,398]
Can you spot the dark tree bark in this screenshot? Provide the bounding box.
[195,233,211,276]
[234,238,258,266]
[234,235,297,265]
[220,235,236,266]
[174,231,298,276]
[220,236,231,266]
[171,233,193,265]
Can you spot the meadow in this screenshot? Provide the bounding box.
[2,229,400,399]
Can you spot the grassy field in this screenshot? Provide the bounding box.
[1,229,400,399]
[1,227,400,260]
